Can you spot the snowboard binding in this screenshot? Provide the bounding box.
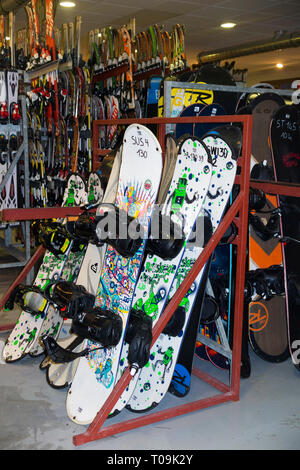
[125,309,153,371]
[245,265,285,302]
[95,203,145,258]
[71,307,123,347]
[42,308,123,364]
[249,211,281,242]
[200,294,220,325]
[32,220,85,257]
[65,212,99,246]
[43,281,96,319]
[145,212,185,260]
[249,187,267,212]
[66,204,145,258]
[251,161,274,181]
[162,305,186,337]
[4,284,48,316]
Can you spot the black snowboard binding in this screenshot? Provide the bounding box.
[65,211,99,246]
[67,203,145,258]
[32,220,85,257]
[249,210,281,242]
[251,161,274,181]
[95,203,145,258]
[125,309,153,371]
[200,294,220,325]
[162,305,186,337]
[245,265,285,302]
[249,187,267,212]
[71,307,123,347]
[43,281,96,319]
[42,307,123,364]
[145,211,185,260]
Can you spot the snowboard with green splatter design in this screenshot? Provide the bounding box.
[2,174,89,362]
[109,134,213,416]
[127,125,241,412]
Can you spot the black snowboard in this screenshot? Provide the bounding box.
[270,104,300,371]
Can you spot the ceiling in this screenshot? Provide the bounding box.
[14,0,300,85]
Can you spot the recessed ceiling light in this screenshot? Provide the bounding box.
[60,1,76,7]
[221,22,236,29]
[276,63,284,69]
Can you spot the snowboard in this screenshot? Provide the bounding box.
[175,103,205,140]
[194,103,226,139]
[2,173,88,362]
[65,124,162,425]
[192,103,233,374]
[110,133,213,415]
[193,64,238,116]
[194,244,232,372]
[145,75,162,118]
[29,152,114,357]
[270,104,300,370]
[127,125,241,411]
[41,147,122,388]
[247,93,289,363]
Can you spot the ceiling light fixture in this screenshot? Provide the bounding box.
[60,1,76,7]
[220,22,236,29]
[276,63,284,69]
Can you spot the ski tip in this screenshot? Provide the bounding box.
[202,125,243,161]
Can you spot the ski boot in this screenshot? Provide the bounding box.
[0,101,9,124]
[10,102,21,125]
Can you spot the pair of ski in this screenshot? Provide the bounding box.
[0,69,20,127]
[39,122,240,424]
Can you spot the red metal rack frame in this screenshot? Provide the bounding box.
[0,114,253,446]
[70,114,253,446]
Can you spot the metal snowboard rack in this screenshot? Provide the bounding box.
[74,112,253,446]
